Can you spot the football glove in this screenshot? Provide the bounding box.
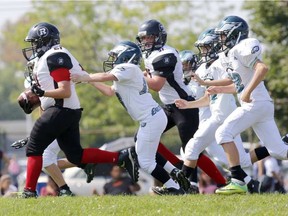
[31,84,45,97]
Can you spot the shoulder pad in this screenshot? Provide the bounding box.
[47,52,73,72]
[152,53,177,77]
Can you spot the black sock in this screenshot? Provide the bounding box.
[182,164,194,179]
[59,184,70,191]
[189,167,198,183]
[254,146,270,160]
[230,165,244,182]
[155,153,168,167]
[151,164,170,184]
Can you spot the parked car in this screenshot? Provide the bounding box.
[64,137,154,196]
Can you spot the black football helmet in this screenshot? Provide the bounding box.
[215,15,249,53]
[136,19,167,56]
[103,41,142,72]
[179,50,199,85]
[22,22,60,61]
[179,50,198,72]
[194,28,220,64]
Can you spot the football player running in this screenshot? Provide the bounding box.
[176,29,255,192]
[71,41,190,195]
[205,15,288,194]
[20,22,139,198]
[136,20,227,193]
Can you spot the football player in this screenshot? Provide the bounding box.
[176,29,255,192]
[136,19,227,192]
[20,22,139,198]
[71,41,189,195]
[205,15,288,194]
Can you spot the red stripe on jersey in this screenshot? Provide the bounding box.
[50,68,70,82]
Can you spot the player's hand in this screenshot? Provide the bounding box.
[11,137,29,149]
[70,74,90,83]
[191,72,204,85]
[240,91,252,103]
[31,84,45,97]
[175,99,189,109]
[207,86,222,95]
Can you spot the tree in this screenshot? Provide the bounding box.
[243,1,288,135]
[0,0,235,147]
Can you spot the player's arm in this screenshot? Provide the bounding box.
[241,60,268,103]
[89,82,115,96]
[32,52,74,98]
[145,53,177,92]
[192,72,233,86]
[175,91,210,109]
[71,72,118,83]
[207,83,237,95]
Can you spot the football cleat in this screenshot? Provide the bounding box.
[118,147,139,182]
[247,179,261,194]
[186,183,200,194]
[58,189,75,197]
[22,188,37,198]
[11,137,29,149]
[215,179,247,195]
[84,163,97,183]
[152,186,185,195]
[170,168,191,192]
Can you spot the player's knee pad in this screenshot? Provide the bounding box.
[138,158,156,174]
[66,154,82,166]
[215,125,234,145]
[42,140,61,168]
[184,138,202,161]
[26,142,44,157]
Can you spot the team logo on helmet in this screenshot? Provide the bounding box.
[37,27,49,37]
[159,24,166,34]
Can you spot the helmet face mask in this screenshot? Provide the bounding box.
[215,16,249,53]
[22,22,60,61]
[136,19,167,57]
[195,28,220,65]
[103,41,142,72]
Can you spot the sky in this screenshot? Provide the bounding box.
[0,0,249,29]
[0,1,32,28]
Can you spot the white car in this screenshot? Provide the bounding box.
[63,137,154,196]
[63,165,154,196]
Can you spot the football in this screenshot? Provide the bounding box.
[17,89,41,114]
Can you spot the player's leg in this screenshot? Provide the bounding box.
[215,104,262,194]
[23,108,60,198]
[136,110,184,195]
[56,108,138,182]
[183,118,222,192]
[172,105,226,185]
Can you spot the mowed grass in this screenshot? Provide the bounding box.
[1,194,287,216]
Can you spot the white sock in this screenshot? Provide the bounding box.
[163,161,176,174]
[164,179,180,189]
[231,178,245,185]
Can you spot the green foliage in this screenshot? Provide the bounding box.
[1,194,288,215]
[243,1,288,135]
[0,1,200,146]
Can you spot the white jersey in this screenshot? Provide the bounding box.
[227,38,272,104]
[110,63,161,122]
[143,45,192,104]
[34,45,88,110]
[192,63,211,122]
[208,59,237,123]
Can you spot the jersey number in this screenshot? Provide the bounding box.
[228,71,244,93]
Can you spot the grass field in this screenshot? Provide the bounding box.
[1,194,287,216]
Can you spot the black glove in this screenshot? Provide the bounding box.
[31,84,45,97]
[11,137,29,149]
